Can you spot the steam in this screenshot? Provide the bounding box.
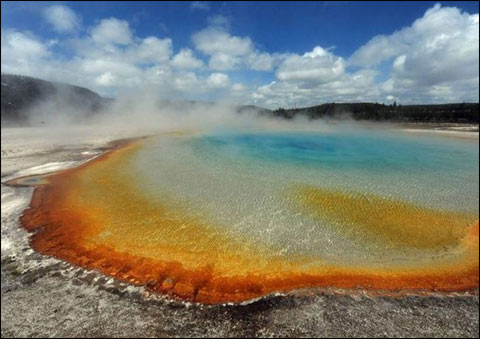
[92,90,266,133]
[21,83,334,137]
[21,80,102,126]
[11,79,411,142]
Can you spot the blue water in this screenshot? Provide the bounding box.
[192,130,478,174]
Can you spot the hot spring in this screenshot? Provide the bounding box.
[20,126,479,303]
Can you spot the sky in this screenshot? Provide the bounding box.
[1,1,479,108]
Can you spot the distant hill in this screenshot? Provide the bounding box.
[1,74,110,124]
[269,102,479,123]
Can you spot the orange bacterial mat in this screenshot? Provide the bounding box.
[18,138,479,304]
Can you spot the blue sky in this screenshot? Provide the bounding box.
[1,1,479,107]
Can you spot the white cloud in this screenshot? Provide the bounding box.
[350,4,478,71]
[190,1,209,11]
[1,30,50,76]
[1,23,225,99]
[193,27,252,56]
[172,71,201,92]
[249,67,380,108]
[77,58,141,79]
[349,3,479,102]
[172,48,203,69]
[208,53,241,71]
[276,46,345,84]
[192,26,277,71]
[135,36,172,63]
[349,35,402,68]
[2,4,478,107]
[232,83,246,92]
[207,73,229,88]
[43,5,81,33]
[91,18,133,45]
[1,30,49,61]
[243,3,479,108]
[247,52,275,71]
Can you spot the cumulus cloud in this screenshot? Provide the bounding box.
[2,3,478,107]
[232,83,247,92]
[276,46,345,84]
[1,30,49,61]
[192,25,278,72]
[91,18,133,45]
[349,3,479,102]
[1,20,230,100]
[207,53,240,70]
[1,30,50,75]
[43,5,81,33]
[247,52,275,71]
[350,4,478,70]
[249,68,380,108]
[207,73,230,88]
[249,4,479,108]
[172,48,204,69]
[241,46,372,108]
[135,36,172,63]
[193,27,252,57]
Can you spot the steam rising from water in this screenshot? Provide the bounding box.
[17,84,353,136]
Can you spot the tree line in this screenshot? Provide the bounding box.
[271,102,479,123]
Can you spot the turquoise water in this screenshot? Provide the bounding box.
[194,130,477,174]
[187,130,478,212]
[127,127,479,264]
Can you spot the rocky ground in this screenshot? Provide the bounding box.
[1,126,478,338]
